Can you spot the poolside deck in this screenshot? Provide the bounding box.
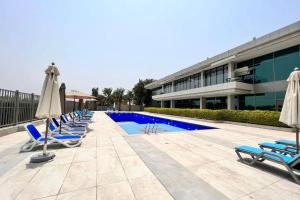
[0,111,299,200]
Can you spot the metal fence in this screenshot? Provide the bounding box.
[0,89,40,128]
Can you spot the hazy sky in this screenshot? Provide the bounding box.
[1,0,300,94]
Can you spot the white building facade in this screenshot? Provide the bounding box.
[146,21,300,111]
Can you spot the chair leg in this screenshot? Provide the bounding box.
[283,164,300,184]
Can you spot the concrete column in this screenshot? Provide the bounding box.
[161,100,164,108]
[170,100,175,108]
[200,71,204,87]
[200,97,206,109]
[227,95,235,110]
[161,85,164,94]
[228,62,235,80]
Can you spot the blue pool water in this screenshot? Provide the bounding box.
[106,112,216,135]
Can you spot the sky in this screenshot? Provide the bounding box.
[0,0,300,95]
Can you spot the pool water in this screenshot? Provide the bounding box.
[106,112,216,135]
[118,122,186,135]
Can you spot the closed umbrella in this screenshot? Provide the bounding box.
[31,62,61,163]
[279,68,300,154]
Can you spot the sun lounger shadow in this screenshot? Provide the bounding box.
[237,157,296,182]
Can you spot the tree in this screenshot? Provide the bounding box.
[124,90,134,111]
[102,88,113,106]
[133,79,154,109]
[91,87,99,97]
[112,88,125,111]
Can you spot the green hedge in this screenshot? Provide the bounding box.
[144,107,288,127]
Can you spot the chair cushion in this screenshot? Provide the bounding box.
[236,145,298,164]
[259,142,297,153]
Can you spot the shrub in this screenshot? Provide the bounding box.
[144,107,288,127]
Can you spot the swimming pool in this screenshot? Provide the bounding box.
[106,112,216,135]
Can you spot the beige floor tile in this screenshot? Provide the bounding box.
[60,161,96,193]
[113,140,136,157]
[191,159,280,199]
[97,153,127,186]
[97,181,135,200]
[129,176,173,200]
[73,147,96,162]
[57,187,96,200]
[120,156,152,179]
[36,195,58,200]
[240,180,300,200]
[16,164,70,200]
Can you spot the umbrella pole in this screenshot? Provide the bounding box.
[43,118,49,155]
[296,128,299,154]
[59,115,62,134]
[73,96,75,124]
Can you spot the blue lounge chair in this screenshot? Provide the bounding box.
[52,118,86,132]
[275,139,297,147]
[20,123,82,152]
[235,145,300,184]
[48,120,86,136]
[61,115,88,127]
[70,113,91,123]
[259,142,297,156]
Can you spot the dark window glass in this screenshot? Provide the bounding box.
[217,66,224,84]
[254,53,274,83]
[224,66,228,82]
[205,71,210,86]
[205,97,227,110]
[211,68,216,85]
[175,99,199,109]
[275,91,285,111]
[238,95,255,110]
[255,92,276,110]
[274,46,300,81]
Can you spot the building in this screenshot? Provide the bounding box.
[145,21,300,111]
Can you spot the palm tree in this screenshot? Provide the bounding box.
[112,88,125,111]
[102,88,113,106]
[124,90,134,111]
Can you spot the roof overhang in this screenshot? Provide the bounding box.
[145,21,300,90]
[151,82,254,100]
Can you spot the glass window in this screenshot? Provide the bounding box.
[205,71,210,86]
[255,92,276,110]
[211,68,216,85]
[205,97,227,109]
[223,66,228,82]
[275,91,285,111]
[217,66,224,84]
[238,94,255,110]
[274,46,300,81]
[254,53,274,83]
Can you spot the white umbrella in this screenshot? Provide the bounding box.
[279,68,300,153]
[32,63,61,162]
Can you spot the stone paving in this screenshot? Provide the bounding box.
[0,111,299,200]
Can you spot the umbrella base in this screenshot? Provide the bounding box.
[30,152,56,163]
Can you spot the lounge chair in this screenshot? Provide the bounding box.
[275,139,297,147]
[259,142,297,156]
[61,115,88,127]
[20,123,82,152]
[52,118,86,132]
[70,112,91,122]
[48,120,86,136]
[235,145,300,184]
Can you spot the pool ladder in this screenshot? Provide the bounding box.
[144,123,158,134]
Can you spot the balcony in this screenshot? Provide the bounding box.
[152,81,254,100]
